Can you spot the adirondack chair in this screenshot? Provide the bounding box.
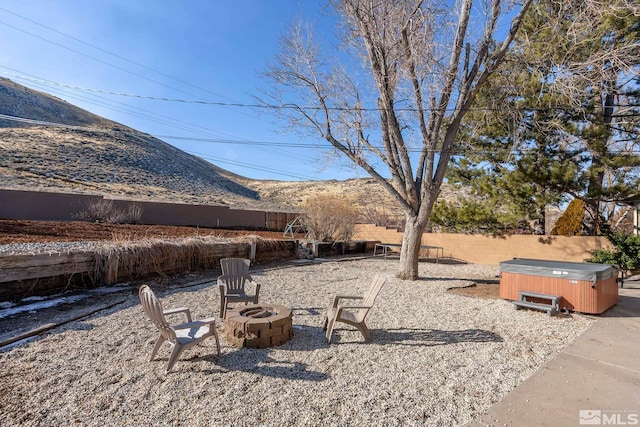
[138,285,220,373]
[217,258,261,319]
[323,274,387,343]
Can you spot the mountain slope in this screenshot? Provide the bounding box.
[0,78,271,208]
[0,77,460,221]
[0,77,109,128]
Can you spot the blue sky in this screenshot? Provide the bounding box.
[0,1,367,181]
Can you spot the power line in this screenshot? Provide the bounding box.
[156,135,329,149]
[3,68,321,168]
[0,113,318,180]
[185,150,318,181]
[0,18,215,103]
[1,66,271,143]
[4,71,640,114]
[0,113,89,129]
[10,72,230,139]
[3,113,637,157]
[0,6,233,103]
[157,134,426,154]
[0,8,270,128]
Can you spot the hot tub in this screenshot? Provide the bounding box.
[499,258,619,314]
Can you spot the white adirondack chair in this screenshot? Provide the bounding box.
[217,258,260,319]
[323,275,386,343]
[139,285,220,373]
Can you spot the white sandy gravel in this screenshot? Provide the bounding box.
[0,258,595,426]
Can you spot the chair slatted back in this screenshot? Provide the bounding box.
[139,285,176,342]
[362,274,386,308]
[348,275,386,323]
[220,258,251,294]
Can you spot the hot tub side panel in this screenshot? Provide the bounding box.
[499,272,618,314]
[591,276,618,314]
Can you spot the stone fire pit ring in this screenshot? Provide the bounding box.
[224,304,293,348]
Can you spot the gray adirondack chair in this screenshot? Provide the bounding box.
[323,274,386,343]
[217,258,261,319]
[138,285,220,373]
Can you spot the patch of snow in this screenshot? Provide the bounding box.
[0,295,89,320]
[21,295,49,302]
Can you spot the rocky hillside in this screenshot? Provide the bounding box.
[0,77,110,128]
[0,78,276,209]
[0,77,459,220]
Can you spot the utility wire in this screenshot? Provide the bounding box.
[3,67,320,165]
[0,6,233,103]
[185,150,318,181]
[0,8,269,128]
[5,71,640,114]
[0,113,318,180]
[14,73,231,139]
[3,113,638,156]
[1,66,266,141]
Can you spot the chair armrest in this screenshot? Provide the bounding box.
[332,295,363,307]
[163,307,192,322]
[252,282,261,298]
[336,305,371,310]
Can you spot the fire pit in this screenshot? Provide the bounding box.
[224,304,293,348]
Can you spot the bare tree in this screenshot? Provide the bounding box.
[261,0,533,279]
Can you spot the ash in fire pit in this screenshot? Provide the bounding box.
[241,308,275,318]
[225,304,293,348]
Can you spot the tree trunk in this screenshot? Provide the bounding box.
[398,213,429,280]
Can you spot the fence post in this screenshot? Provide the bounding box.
[249,240,257,263]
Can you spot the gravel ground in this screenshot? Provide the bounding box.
[0,258,595,426]
[0,241,108,255]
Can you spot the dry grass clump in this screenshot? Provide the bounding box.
[75,200,144,224]
[91,237,249,285]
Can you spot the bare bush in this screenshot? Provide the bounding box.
[125,203,144,224]
[360,205,391,227]
[302,194,360,242]
[76,200,144,224]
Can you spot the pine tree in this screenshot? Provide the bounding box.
[447,0,640,235]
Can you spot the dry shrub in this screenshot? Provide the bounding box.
[77,200,144,224]
[76,199,120,223]
[125,203,144,224]
[360,205,391,226]
[302,194,360,242]
[91,236,248,284]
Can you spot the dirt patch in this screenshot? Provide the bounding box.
[448,283,500,299]
[0,219,299,244]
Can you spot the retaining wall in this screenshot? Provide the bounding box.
[0,239,297,301]
[0,238,377,301]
